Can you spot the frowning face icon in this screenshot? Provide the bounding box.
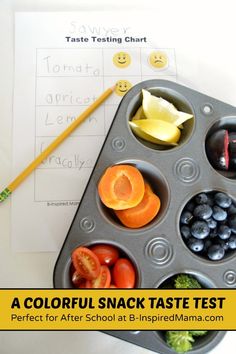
[149,51,168,69]
[113,52,131,68]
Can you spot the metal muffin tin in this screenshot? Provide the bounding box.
[53,79,236,353]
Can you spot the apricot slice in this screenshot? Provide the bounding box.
[114,182,161,228]
[144,181,153,194]
[98,165,145,210]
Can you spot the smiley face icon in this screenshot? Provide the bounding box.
[113,52,131,68]
[149,51,168,69]
[115,80,132,96]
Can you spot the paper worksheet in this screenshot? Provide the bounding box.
[12,12,181,252]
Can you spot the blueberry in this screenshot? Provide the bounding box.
[180,211,193,225]
[203,239,213,252]
[207,244,225,261]
[218,220,227,226]
[195,193,208,204]
[193,204,213,220]
[180,225,191,239]
[228,204,236,215]
[207,195,214,206]
[227,235,236,249]
[187,237,204,252]
[185,201,195,212]
[191,221,210,239]
[212,205,227,221]
[217,225,231,240]
[228,214,236,233]
[206,218,217,229]
[214,192,232,208]
[209,228,218,238]
[217,239,229,251]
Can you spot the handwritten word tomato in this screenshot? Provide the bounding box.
[112,258,135,288]
[71,247,100,280]
[90,244,119,266]
[85,265,111,288]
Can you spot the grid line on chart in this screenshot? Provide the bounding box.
[36,104,99,107]
[36,74,177,78]
[36,47,177,51]
[101,48,106,135]
[35,103,128,107]
[36,101,150,107]
[35,199,81,203]
[34,48,38,202]
[173,49,178,81]
[139,47,143,79]
[37,75,103,78]
[36,167,94,170]
[36,135,106,138]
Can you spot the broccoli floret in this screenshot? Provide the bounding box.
[174,274,201,289]
[165,276,206,353]
[166,331,194,353]
[189,330,208,336]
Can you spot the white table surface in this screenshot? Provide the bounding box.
[0,0,235,353]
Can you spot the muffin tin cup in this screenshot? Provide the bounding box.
[62,241,141,289]
[53,79,236,353]
[102,330,226,354]
[205,117,236,179]
[154,330,226,354]
[179,189,236,262]
[96,159,170,232]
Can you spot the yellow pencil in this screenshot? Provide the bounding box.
[0,86,115,203]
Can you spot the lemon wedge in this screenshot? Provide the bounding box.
[142,89,193,127]
[131,119,181,144]
[129,121,177,146]
[132,106,146,120]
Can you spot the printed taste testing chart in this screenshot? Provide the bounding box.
[13,12,177,252]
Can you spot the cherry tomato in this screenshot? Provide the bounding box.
[85,265,111,288]
[71,270,84,288]
[90,244,119,266]
[78,280,87,288]
[71,246,100,280]
[70,263,76,277]
[112,258,135,288]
